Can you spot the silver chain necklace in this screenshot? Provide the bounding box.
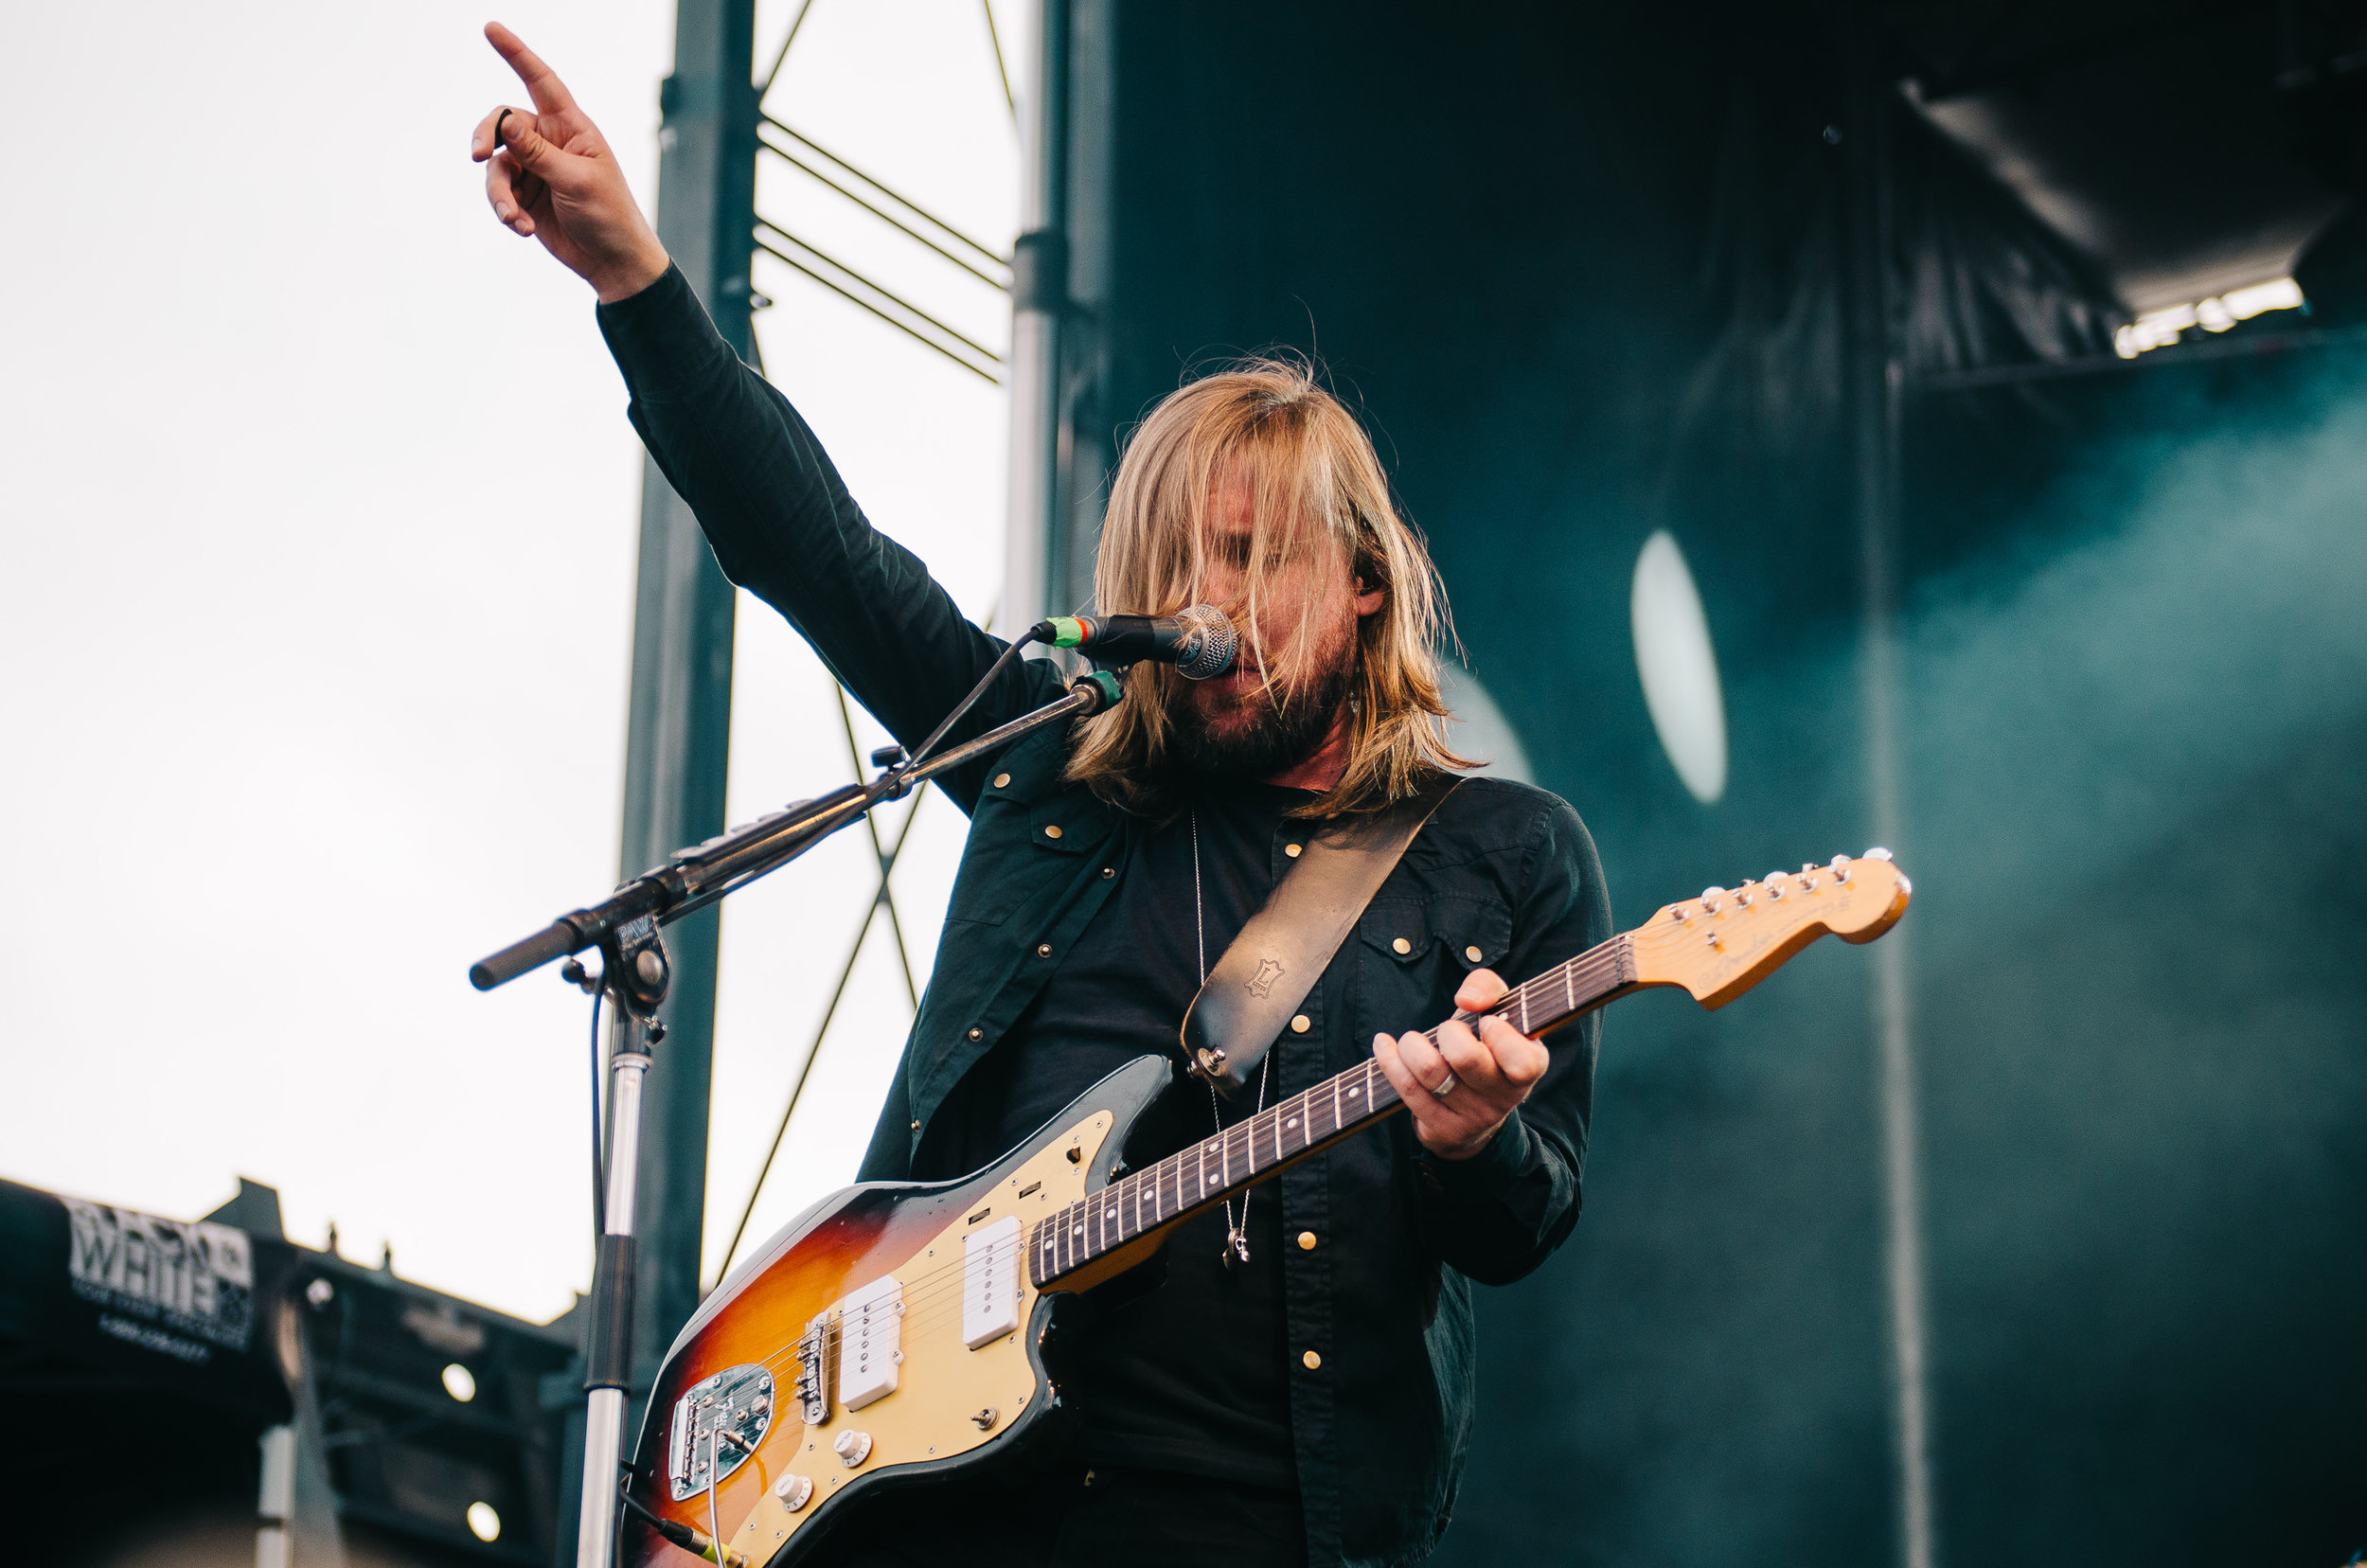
[1191,806,1272,1268]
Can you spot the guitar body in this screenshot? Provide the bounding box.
[621,1054,1173,1567]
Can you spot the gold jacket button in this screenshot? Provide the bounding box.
[1037,944,1053,958]
[1301,1350,1322,1370]
[911,1120,921,1131]
[1284,843,1303,858]
[1043,824,1063,840]
[1297,1231,1317,1251]
[1101,866,1115,879]
[992,773,1010,789]
[1290,1014,1310,1034]
[1392,937,1412,954]
[1464,944,1484,963]
[968,1026,984,1041]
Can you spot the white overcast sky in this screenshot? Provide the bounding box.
[0,1,1024,1323]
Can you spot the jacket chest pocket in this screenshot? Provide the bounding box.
[1353,894,1515,1042]
[943,757,1103,928]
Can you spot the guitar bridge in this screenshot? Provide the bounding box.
[667,1363,774,1502]
[794,1313,829,1426]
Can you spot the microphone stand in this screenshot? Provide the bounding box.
[469,668,1124,1568]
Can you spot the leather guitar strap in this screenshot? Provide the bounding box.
[1179,774,1462,1097]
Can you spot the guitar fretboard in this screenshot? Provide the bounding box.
[1027,931,1636,1288]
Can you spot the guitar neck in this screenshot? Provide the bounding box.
[1027,932,1638,1290]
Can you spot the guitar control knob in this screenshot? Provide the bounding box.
[833,1429,872,1468]
[773,1473,813,1510]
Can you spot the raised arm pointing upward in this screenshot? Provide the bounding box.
[471,22,669,303]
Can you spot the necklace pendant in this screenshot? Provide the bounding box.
[1221,1227,1251,1268]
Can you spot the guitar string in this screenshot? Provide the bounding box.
[697,886,1867,1416]
[734,937,1643,1380]
[736,941,1638,1373]
[744,1016,1515,1364]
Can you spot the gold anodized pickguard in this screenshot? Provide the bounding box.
[724,1113,1112,1563]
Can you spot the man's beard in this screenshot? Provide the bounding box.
[1168,655,1356,785]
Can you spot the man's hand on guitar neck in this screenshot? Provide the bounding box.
[470,23,671,303]
[1373,971,1550,1161]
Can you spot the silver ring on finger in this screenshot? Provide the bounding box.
[1427,1070,1459,1098]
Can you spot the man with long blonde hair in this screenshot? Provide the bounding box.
[475,26,1608,1567]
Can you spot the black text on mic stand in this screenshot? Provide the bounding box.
[469,665,1124,1568]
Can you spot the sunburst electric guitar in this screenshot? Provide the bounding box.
[620,851,1911,1565]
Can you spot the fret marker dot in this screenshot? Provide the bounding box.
[1287,1117,1298,1128]
[1072,1227,1082,1237]
[1348,1088,1361,1098]
[1106,1208,1116,1219]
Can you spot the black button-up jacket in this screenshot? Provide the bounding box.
[597,267,1612,1567]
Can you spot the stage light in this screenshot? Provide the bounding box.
[1629,530,1727,804]
[441,1363,477,1402]
[2113,277,2305,357]
[467,1502,502,1542]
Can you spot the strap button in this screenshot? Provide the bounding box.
[1290,1015,1311,1034]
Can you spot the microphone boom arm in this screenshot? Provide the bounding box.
[469,670,1124,992]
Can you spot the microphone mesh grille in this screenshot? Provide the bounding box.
[1173,604,1237,681]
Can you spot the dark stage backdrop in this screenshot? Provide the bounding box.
[1067,3,2367,1562]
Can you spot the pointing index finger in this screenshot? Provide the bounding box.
[485,21,579,116]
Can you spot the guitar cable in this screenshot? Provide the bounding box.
[618,1477,746,1567]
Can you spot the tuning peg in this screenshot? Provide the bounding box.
[1829,853,1853,882]
[1865,846,1893,861]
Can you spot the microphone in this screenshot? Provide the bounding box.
[1041,604,1238,680]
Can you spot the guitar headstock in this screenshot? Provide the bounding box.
[1628,850,1911,1009]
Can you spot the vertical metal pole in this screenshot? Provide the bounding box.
[577,1048,652,1568]
[256,1423,294,1568]
[618,0,756,1417]
[1842,25,1936,1568]
[1005,0,1072,634]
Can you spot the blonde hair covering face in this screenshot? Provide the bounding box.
[1063,356,1470,819]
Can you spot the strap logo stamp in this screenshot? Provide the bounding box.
[1246,956,1286,998]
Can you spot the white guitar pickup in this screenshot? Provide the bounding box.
[837,1275,904,1411]
[962,1216,1023,1349]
